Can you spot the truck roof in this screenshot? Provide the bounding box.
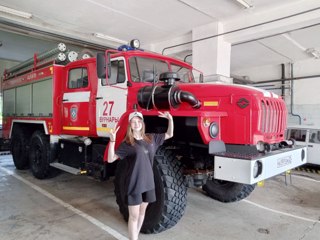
[111,50,194,69]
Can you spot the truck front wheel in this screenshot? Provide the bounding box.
[203,179,255,202]
[29,131,50,179]
[11,127,29,170]
[114,146,187,234]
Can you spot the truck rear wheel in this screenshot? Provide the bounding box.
[203,180,255,202]
[114,146,187,234]
[11,127,29,170]
[29,131,50,179]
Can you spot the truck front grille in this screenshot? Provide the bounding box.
[259,98,286,134]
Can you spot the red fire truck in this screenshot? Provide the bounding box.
[1,40,306,233]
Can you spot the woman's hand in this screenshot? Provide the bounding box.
[158,111,172,120]
[158,112,174,140]
[108,126,120,163]
[110,126,120,142]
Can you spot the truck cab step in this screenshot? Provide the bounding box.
[50,162,85,175]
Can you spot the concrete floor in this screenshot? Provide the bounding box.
[0,153,320,240]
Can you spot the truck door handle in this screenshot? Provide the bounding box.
[95,97,103,100]
[62,99,69,102]
[308,145,313,147]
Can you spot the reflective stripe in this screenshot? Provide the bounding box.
[204,101,219,107]
[96,127,112,132]
[62,126,89,131]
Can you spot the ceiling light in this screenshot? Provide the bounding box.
[282,34,320,59]
[305,48,320,59]
[235,0,253,9]
[93,33,127,45]
[0,5,32,19]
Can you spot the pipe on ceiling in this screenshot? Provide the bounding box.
[162,7,320,54]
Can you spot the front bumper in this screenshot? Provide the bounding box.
[213,146,307,184]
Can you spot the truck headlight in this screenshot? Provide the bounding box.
[253,160,263,178]
[209,122,219,138]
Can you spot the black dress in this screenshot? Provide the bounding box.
[115,133,165,205]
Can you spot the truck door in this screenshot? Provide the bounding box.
[62,66,91,135]
[96,57,127,137]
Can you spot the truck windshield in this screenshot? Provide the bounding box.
[171,64,195,83]
[128,56,196,83]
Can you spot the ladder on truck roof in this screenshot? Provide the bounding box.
[3,43,92,80]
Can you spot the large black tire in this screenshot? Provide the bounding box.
[29,131,50,179]
[203,180,255,202]
[11,127,29,170]
[114,146,187,234]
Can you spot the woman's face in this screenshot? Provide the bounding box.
[130,117,143,132]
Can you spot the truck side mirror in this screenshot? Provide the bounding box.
[97,52,106,79]
[107,52,111,79]
[199,73,204,83]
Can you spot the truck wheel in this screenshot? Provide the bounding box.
[29,131,50,179]
[114,146,187,234]
[11,127,29,170]
[203,180,255,202]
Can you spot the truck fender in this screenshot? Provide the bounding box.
[10,120,49,138]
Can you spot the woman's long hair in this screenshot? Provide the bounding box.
[125,120,152,145]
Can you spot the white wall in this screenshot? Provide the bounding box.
[232,64,284,82]
[0,59,20,80]
[283,74,320,126]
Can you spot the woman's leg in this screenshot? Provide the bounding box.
[128,205,140,240]
[137,202,148,233]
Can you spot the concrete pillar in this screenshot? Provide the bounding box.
[192,22,232,83]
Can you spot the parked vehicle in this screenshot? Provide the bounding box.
[1,40,307,233]
[286,125,320,165]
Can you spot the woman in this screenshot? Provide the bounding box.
[107,111,173,240]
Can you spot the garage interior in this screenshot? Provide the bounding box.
[0,0,320,240]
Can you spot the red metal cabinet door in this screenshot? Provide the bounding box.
[61,67,91,135]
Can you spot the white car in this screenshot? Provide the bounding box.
[286,125,320,165]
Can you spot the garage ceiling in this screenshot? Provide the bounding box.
[1,0,320,76]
